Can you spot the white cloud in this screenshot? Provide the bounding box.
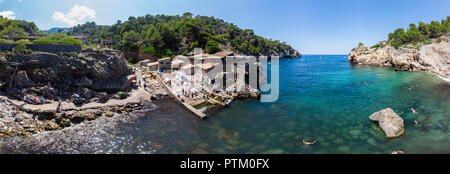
[53,5,96,27]
[0,10,16,19]
[0,0,22,2]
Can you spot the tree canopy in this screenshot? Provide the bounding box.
[67,13,295,57]
[0,16,39,38]
[388,16,450,48]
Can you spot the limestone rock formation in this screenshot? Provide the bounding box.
[349,35,450,79]
[369,108,405,138]
[0,50,133,101]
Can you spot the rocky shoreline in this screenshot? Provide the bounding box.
[0,49,264,139]
[0,77,169,138]
[348,35,450,80]
[233,48,301,58]
[0,50,171,139]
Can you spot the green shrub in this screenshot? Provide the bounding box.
[0,38,14,44]
[127,57,137,64]
[181,49,190,56]
[358,42,365,47]
[140,45,173,57]
[205,40,221,54]
[67,52,79,58]
[13,44,32,55]
[370,43,382,49]
[140,46,156,54]
[33,33,81,46]
[15,39,32,44]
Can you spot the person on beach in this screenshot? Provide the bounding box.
[33,109,40,119]
[13,106,20,117]
[57,98,62,113]
[302,139,317,145]
[410,107,418,114]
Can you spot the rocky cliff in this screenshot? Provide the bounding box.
[0,50,133,102]
[348,35,450,79]
[262,46,301,58]
[227,45,301,58]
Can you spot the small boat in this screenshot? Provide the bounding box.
[224,99,233,106]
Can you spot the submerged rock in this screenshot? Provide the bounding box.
[369,108,405,138]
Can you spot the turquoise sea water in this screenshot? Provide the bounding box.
[2,55,449,154]
[110,55,449,154]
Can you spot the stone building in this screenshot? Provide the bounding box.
[100,39,114,48]
[158,57,171,72]
[147,62,159,71]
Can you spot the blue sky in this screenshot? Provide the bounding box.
[1,0,449,54]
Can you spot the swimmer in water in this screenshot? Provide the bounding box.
[410,107,418,114]
[391,150,405,154]
[302,139,317,145]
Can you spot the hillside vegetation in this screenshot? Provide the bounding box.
[0,16,40,38]
[0,17,80,46]
[67,13,297,57]
[361,16,450,50]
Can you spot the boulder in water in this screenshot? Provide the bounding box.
[369,108,404,138]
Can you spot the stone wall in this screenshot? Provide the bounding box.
[0,43,82,53]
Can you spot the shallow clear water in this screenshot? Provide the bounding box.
[1,55,449,154]
[110,55,450,154]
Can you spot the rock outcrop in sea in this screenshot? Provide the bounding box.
[369,108,405,138]
[348,35,450,79]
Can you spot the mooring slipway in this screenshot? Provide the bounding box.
[154,73,207,119]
